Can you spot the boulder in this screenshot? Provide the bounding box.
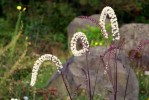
[119,23,149,54]
[67,14,111,48]
[47,46,139,100]
[67,14,149,55]
[67,14,99,43]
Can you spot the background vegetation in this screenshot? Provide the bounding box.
[0,0,149,99]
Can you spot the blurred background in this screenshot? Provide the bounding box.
[0,0,149,52]
[0,0,149,99]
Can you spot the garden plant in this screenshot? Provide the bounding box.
[29,6,147,100]
[0,1,149,100]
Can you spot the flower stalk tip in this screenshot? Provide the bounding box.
[99,6,120,41]
[30,54,63,87]
[70,32,89,56]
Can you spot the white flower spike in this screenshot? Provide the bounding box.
[70,32,89,56]
[30,54,63,87]
[99,6,120,40]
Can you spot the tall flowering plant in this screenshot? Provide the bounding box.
[29,6,138,100]
[99,6,120,41]
[70,32,90,56]
[30,54,63,87]
[30,54,73,100]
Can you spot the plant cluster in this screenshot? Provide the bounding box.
[0,1,149,100]
[28,6,148,100]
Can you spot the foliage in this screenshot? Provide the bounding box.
[78,23,112,47]
[24,1,77,50]
[138,71,149,100]
[0,0,149,100]
[0,10,29,99]
[135,0,149,23]
[1,0,149,51]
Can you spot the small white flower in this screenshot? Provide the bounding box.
[99,6,120,40]
[144,71,149,75]
[30,54,63,87]
[104,70,107,74]
[23,96,29,100]
[11,98,18,100]
[70,32,89,56]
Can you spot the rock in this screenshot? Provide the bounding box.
[119,23,149,54]
[47,46,139,100]
[119,23,149,72]
[68,16,149,55]
[67,14,99,43]
[67,14,110,48]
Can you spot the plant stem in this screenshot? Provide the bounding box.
[100,56,115,91]
[114,43,118,100]
[92,64,99,99]
[86,53,92,100]
[124,69,130,100]
[33,87,36,100]
[61,72,73,100]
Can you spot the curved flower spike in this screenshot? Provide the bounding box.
[70,32,89,56]
[99,6,120,40]
[30,54,63,87]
